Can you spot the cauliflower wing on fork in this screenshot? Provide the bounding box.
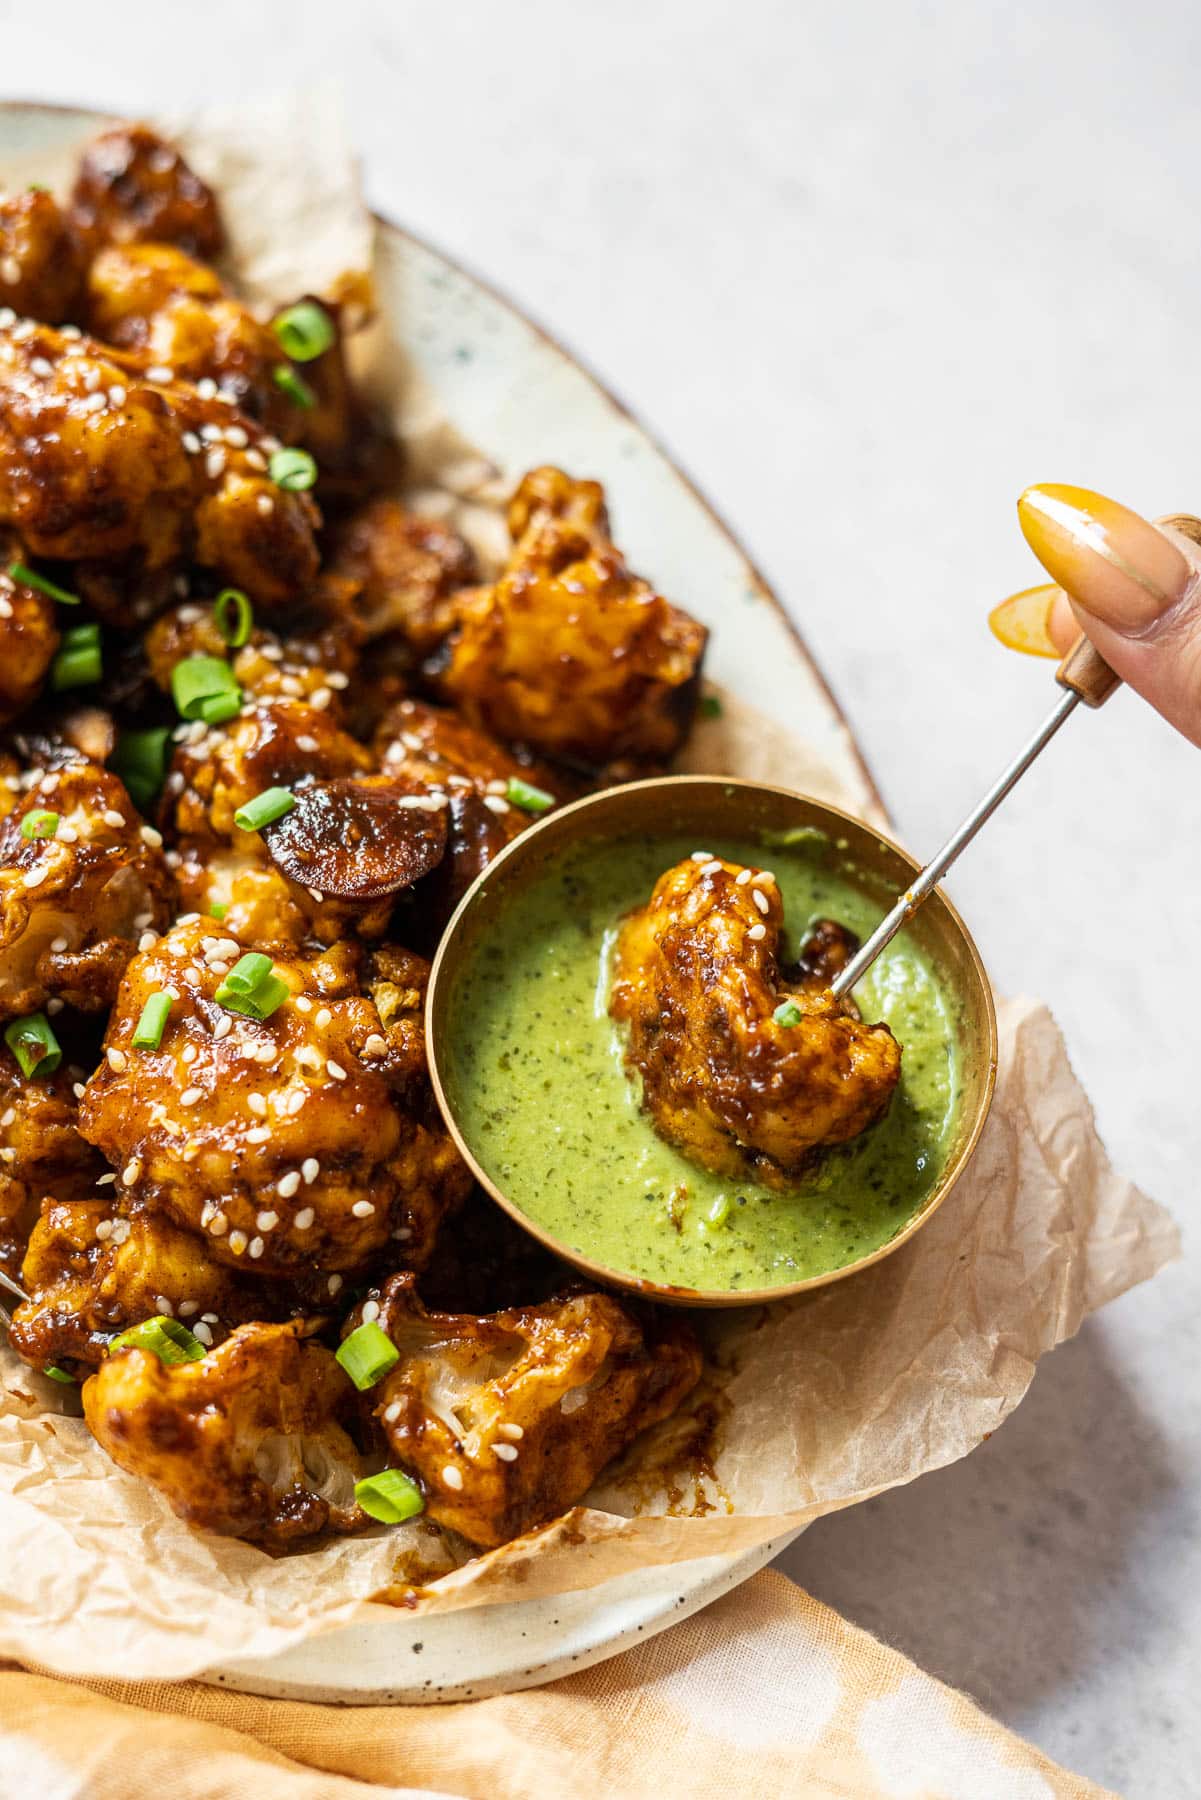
[610,857,902,1186]
[354,1273,702,1547]
[83,1318,367,1544]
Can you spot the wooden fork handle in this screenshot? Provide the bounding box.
[1056,636,1121,708]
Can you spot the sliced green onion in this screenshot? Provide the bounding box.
[9,560,80,605]
[234,786,295,832]
[4,1012,61,1078]
[111,726,171,812]
[20,809,59,839]
[196,688,243,726]
[132,991,173,1051]
[700,694,723,719]
[354,1468,423,1524]
[50,623,102,690]
[108,1315,206,1365]
[336,1320,400,1391]
[215,952,289,1020]
[269,447,318,492]
[271,301,335,362]
[213,587,253,649]
[504,777,555,815]
[210,902,228,920]
[272,364,316,410]
[171,654,241,721]
[43,1364,76,1384]
[773,1000,803,1027]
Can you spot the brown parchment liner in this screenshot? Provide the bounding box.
[0,100,1178,1681]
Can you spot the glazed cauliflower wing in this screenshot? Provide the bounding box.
[10,1196,263,1371]
[71,125,223,259]
[610,858,902,1185]
[0,319,319,604]
[436,467,707,769]
[0,188,86,324]
[0,754,175,1020]
[83,1319,366,1544]
[358,1273,702,1548]
[144,600,357,713]
[321,498,477,652]
[78,921,470,1277]
[0,1053,102,1278]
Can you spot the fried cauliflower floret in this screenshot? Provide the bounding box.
[83,1319,367,1544]
[0,320,319,604]
[374,698,565,923]
[78,922,470,1277]
[611,859,902,1186]
[357,1274,702,1548]
[9,1196,263,1371]
[71,125,223,259]
[0,1055,101,1277]
[0,549,58,725]
[86,243,294,435]
[0,188,86,324]
[321,498,477,652]
[0,755,175,1020]
[165,697,369,843]
[144,599,356,711]
[436,467,707,768]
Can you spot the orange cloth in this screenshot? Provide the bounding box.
[0,1573,1109,1798]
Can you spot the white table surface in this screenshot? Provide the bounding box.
[12,2,1198,1791]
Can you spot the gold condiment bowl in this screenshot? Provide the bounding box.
[426,776,998,1308]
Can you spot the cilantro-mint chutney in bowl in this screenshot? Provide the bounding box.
[427,777,997,1306]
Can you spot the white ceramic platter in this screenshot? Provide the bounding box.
[0,99,880,1703]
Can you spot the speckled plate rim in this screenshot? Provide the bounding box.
[0,96,880,1703]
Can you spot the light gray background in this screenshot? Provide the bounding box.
[7,1,1198,1790]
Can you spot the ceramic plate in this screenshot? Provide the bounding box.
[0,99,881,1703]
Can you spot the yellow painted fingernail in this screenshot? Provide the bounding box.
[988,584,1061,658]
[1017,484,1189,632]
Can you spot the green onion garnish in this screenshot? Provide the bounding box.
[336,1320,400,1391]
[271,301,335,363]
[700,694,723,719]
[773,1000,803,1027]
[43,1364,76,1384]
[272,364,316,410]
[354,1468,423,1524]
[210,902,228,920]
[234,786,295,832]
[108,1316,206,1365]
[20,809,59,839]
[171,654,242,722]
[504,777,555,814]
[213,587,253,649]
[50,622,102,691]
[4,1012,61,1078]
[197,689,243,725]
[132,991,173,1051]
[111,726,171,813]
[214,952,289,1020]
[268,447,318,492]
[9,560,80,605]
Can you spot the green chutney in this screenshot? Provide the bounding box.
[445,832,962,1293]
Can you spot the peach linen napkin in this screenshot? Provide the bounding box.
[0,1572,1109,1799]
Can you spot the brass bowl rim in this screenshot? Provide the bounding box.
[425,774,999,1308]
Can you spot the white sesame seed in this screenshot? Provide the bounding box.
[752,888,770,915]
[690,850,712,862]
[295,996,312,1013]
[309,686,331,709]
[277,1171,301,1198]
[137,932,158,952]
[363,1034,387,1057]
[279,675,304,698]
[700,860,723,876]
[102,808,125,828]
[108,384,126,407]
[107,1048,127,1072]
[294,1206,315,1230]
[50,935,69,953]
[248,1235,264,1259]
[225,424,249,448]
[21,866,48,889]
[286,1089,306,1115]
[181,430,201,454]
[308,887,324,903]
[483,795,510,815]
[140,824,163,848]
[177,1301,198,1317]
[228,1229,248,1254]
[256,1210,278,1231]
[383,1401,401,1424]
[351,1200,375,1218]
[193,1321,213,1346]
[245,448,267,471]
[122,1159,141,1186]
[30,356,52,378]
[326,1059,347,1081]
[146,365,174,384]
[181,1044,197,1066]
[200,424,221,443]
[214,1016,232,1040]
[361,1299,380,1324]
[154,1294,173,1316]
[247,1092,267,1117]
[200,1312,218,1325]
[301,1157,319,1184]
[753,870,776,887]
[442,1465,464,1491]
[315,1007,332,1029]
[96,1172,116,1186]
[748,922,767,941]
[295,1047,321,1070]
[493,1442,518,1462]
[296,735,318,753]
[197,377,217,400]
[256,493,274,516]
[0,598,10,619]
[180,1087,202,1107]
[327,1274,343,1296]
[72,1082,86,1101]
[499,1422,524,1439]
[208,1211,228,1236]
[110,1220,130,1245]
[246,1126,271,1144]
[0,257,20,286]
[94,1218,113,1239]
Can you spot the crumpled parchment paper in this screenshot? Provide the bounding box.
[0,97,1178,1682]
